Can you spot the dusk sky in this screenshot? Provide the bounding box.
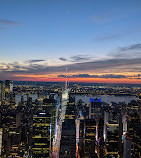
[0,0,141,83]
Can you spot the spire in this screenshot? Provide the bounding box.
[65,67,68,90]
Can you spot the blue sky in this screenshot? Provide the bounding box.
[0,0,141,82]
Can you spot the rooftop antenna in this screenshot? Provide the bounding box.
[65,67,68,90]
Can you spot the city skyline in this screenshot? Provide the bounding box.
[0,0,141,83]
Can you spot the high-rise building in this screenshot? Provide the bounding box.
[137,94,141,120]
[76,99,89,119]
[89,98,102,120]
[43,94,58,153]
[76,111,84,158]
[127,111,141,158]
[1,106,23,157]
[84,119,97,158]
[65,96,76,120]
[123,136,132,158]
[78,119,85,158]
[0,81,5,106]
[59,119,76,158]
[5,80,13,93]
[32,111,51,158]
[104,110,122,158]
[89,98,103,142]
[61,89,69,122]
[105,121,120,157]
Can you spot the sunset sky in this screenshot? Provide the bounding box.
[0,0,141,84]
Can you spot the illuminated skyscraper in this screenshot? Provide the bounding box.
[5,80,13,93]
[84,119,97,158]
[32,111,51,158]
[78,119,85,158]
[104,110,122,158]
[89,98,103,142]
[89,98,102,120]
[60,89,69,122]
[65,96,75,120]
[137,94,141,120]
[127,111,141,157]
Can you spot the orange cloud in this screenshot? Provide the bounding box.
[13,74,141,84]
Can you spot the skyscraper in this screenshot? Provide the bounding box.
[5,80,13,93]
[0,81,5,106]
[32,111,51,158]
[84,119,97,158]
[89,98,102,120]
[59,119,76,158]
[104,110,122,158]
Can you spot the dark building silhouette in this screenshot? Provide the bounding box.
[59,119,76,158]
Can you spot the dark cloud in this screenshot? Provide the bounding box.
[70,55,90,62]
[101,74,126,79]
[58,75,66,78]
[0,18,21,26]
[72,74,99,78]
[118,44,141,52]
[109,43,141,59]
[67,58,141,74]
[134,78,141,80]
[59,55,91,62]
[58,74,127,79]
[58,74,97,78]
[0,57,141,80]
[26,59,46,63]
[59,57,68,61]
